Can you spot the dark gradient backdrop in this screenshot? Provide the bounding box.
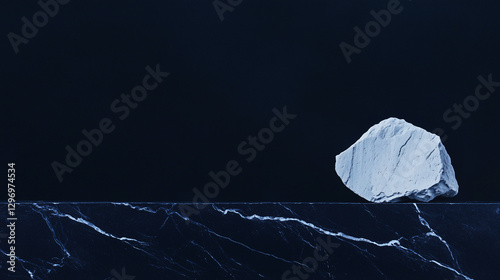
[2,0,499,202]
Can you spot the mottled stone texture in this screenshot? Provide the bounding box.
[335,118,458,202]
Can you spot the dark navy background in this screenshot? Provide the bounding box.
[2,0,499,202]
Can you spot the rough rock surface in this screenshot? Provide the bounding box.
[335,117,459,202]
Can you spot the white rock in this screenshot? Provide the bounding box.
[335,117,459,202]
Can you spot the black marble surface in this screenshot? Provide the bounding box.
[1,203,498,279]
